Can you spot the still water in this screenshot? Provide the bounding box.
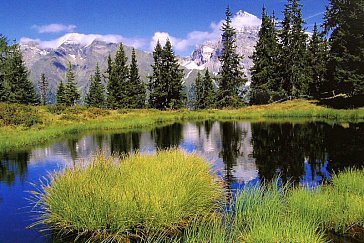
[0,121,363,242]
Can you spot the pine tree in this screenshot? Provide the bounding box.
[307,23,329,98]
[162,39,184,109]
[0,35,8,102]
[64,62,80,106]
[3,43,38,104]
[38,73,49,105]
[217,6,246,108]
[85,64,104,108]
[149,40,184,110]
[324,0,364,95]
[129,48,146,108]
[194,72,204,109]
[56,81,66,105]
[202,69,216,108]
[107,43,129,109]
[250,6,281,104]
[277,0,309,98]
[148,41,165,109]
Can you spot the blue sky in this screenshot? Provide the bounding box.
[1,0,328,56]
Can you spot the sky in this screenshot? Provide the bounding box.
[0,0,329,56]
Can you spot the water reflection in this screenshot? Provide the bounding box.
[0,121,363,242]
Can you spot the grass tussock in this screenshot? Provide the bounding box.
[30,149,224,242]
[1,99,364,151]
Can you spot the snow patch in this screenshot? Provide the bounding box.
[183,61,205,70]
[69,54,76,59]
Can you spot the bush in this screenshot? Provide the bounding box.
[0,103,41,127]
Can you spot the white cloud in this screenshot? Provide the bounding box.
[31,24,77,33]
[20,33,146,50]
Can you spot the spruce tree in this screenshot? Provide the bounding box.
[194,72,204,109]
[107,43,129,109]
[38,73,49,105]
[307,23,328,98]
[149,40,184,109]
[217,6,246,108]
[3,43,38,104]
[277,0,309,98]
[129,48,146,108]
[250,6,280,104]
[85,64,104,108]
[149,41,165,109]
[64,62,80,106]
[56,81,66,105]
[324,0,364,95]
[0,35,8,102]
[202,69,216,108]
[162,39,184,109]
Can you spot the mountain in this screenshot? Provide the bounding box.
[181,11,261,85]
[21,34,154,103]
[20,11,261,103]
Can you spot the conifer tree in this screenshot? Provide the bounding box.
[85,64,104,108]
[129,48,146,108]
[194,72,204,109]
[148,41,165,109]
[277,0,309,98]
[38,73,49,105]
[107,43,129,109]
[202,69,216,108]
[250,6,280,104]
[324,0,364,95]
[64,62,80,106]
[217,6,246,108]
[0,35,8,102]
[3,43,38,104]
[307,23,328,98]
[149,40,184,109]
[56,81,66,105]
[162,39,184,109]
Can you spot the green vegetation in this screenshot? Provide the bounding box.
[85,63,105,108]
[0,99,364,151]
[30,150,223,242]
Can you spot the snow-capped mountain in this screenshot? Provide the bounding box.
[20,10,261,102]
[181,10,261,82]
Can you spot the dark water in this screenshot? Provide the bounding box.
[0,121,363,242]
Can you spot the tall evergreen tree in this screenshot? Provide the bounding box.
[38,73,49,105]
[277,0,309,98]
[0,35,8,102]
[307,23,329,98]
[85,64,104,108]
[3,43,38,104]
[129,48,146,108]
[148,41,165,109]
[56,81,66,105]
[202,69,216,109]
[107,43,129,109]
[250,6,281,104]
[64,62,80,106]
[217,6,246,108]
[324,0,364,95]
[148,40,184,109]
[194,72,204,109]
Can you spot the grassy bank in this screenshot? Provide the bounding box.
[30,150,224,242]
[183,169,364,242]
[1,99,364,151]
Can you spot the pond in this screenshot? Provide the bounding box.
[0,121,363,242]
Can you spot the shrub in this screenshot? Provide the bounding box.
[0,103,41,127]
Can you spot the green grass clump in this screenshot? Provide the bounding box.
[31,150,224,242]
[286,169,364,239]
[234,183,325,242]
